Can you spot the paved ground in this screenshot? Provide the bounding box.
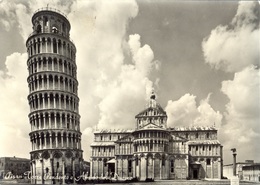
[102,180,260,185]
[1,179,260,185]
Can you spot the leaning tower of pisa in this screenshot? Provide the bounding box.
[26,7,83,184]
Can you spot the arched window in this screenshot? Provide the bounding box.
[206,158,211,165]
[53,39,57,53]
[43,17,48,27]
[162,155,165,166]
[36,24,41,33]
[52,26,58,33]
[170,160,174,173]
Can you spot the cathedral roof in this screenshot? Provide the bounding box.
[0,157,30,161]
[187,140,221,145]
[90,142,115,146]
[135,104,166,118]
[168,126,217,131]
[94,129,133,134]
[134,122,167,132]
[171,134,188,141]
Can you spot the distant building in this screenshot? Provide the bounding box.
[90,93,223,180]
[223,160,254,180]
[242,163,260,182]
[0,157,30,179]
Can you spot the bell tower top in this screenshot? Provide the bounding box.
[31,7,71,38]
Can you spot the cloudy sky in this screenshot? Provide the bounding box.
[0,0,259,165]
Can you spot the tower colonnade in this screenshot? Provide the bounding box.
[29,111,80,131]
[27,36,76,60]
[28,73,78,94]
[29,131,82,151]
[28,91,79,112]
[27,54,77,77]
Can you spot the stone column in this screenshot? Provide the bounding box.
[43,96,45,108]
[47,94,50,108]
[40,159,44,184]
[48,113,51,129]
[121,157,123,177]
[145,156,148,179]
[101,158,104,177]
[72,158,75,183]
[54,96,56,108]
[55,133,58,148]
[218,158,221,179]
[139,158,141,179]
[62,160,65,184]
[159,158,162,179]
[115,157,118,176]
[39,38,42,53]
[51,39,53,53]
[58,77,61,91]
[30,161,34,184]
[58,94,61,109]
[43,114,46,129]
[90,159,93,177]
[76,136,79,149]
[211,158,213,179]
[39,136,42,149]
[152,156,155,179]
[44,134,47,149]
[133,157,136,177]
[54,113,57,129]
[38,116,41,129]
[37,95,40,109]
[61,133,64,148]
[62,43,64,56]
[66,134,69,147]
[52,59,54,71]
[32,161,37,184]
[50,134,52,148]
[45,39,47,53]
[50,158,55,184]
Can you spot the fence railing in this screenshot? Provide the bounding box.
[33,7,68,19]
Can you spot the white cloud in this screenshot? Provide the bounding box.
[194,94,223,128]
[219,66,260,160]
[202,1,260,162]
[165,93,222,128]
[222,66,259,119]
[0,52,30,157]
[202,1,259,73]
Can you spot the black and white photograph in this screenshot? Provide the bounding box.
[0,0,259,184]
